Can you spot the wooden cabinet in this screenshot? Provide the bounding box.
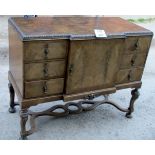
[8,16,153,139]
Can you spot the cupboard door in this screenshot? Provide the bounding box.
[65,39,124,94]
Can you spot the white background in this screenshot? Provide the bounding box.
[0,0,155,15]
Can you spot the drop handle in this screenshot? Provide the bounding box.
[43,63,48,77]
[131,59,135,66]
[131,55,137,66]
[42,81,48,94]
[134,40,139,50]
[44,48,49,59]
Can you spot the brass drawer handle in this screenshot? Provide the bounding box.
[43,63,48,77]
[134,40,139,50]
[131,54,137,66]
[42,81,48,94]
[131,59,135,66]
[44,47,49,59]
[87,94,95,100]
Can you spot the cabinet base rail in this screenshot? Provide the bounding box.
[9,82,139,140]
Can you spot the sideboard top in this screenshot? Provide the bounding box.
[9,16,153,41]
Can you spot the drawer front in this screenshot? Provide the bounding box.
[25,60,66,81]
[125,36,152,53]
[120,53,147,69]
[25,78,64,98]
[24,40,67,61]
[116,67,143,84]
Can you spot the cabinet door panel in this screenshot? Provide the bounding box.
[65,39,124,94]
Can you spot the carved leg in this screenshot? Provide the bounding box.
[8,83,16,113]
[126,88,140,118]
[19,109,29,140]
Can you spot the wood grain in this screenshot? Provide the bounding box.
[9,24,24,96]
[65,39,124,94]
[120,53,147,69]
[116,67,144,84]
[24,40,68,61]
[125,36,152,53]
[10,17,152,40]
[25,60,66,81]
[25,78,64,98]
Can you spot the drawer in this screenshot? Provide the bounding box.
[25,60,66,81]
[125,36,152,53]
[116,67,143,84]
[24,40,68,61]
[120,53,147,69]
[25,78,64,98]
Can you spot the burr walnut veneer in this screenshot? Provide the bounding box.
[8,16,153,139]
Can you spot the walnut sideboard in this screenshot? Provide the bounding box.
[8,16,153,139]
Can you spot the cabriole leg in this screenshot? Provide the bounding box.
[8,82,16,113]
[126,88,140,118]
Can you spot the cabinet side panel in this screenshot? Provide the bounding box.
[9,24,23,96]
